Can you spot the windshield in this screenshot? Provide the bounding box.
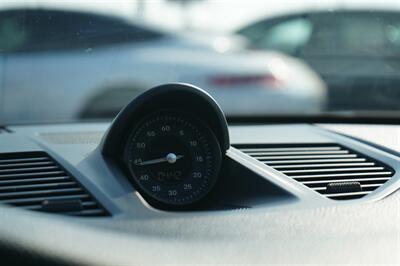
[1,0,400,124]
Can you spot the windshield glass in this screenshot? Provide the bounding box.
[0,0,399,124]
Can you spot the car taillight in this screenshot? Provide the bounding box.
[209,74,282,88]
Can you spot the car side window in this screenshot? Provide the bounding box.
[252,17,313,55]
[301,14,400,56]
[386,22,400,48]
[0,12,29,53]
[0,10,164,53]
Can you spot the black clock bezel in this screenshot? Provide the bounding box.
[100,83,229,210]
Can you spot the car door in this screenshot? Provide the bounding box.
[0,9,119,122]
[0,53,3,123]
[0,10,29,123]
[0,9,36,121]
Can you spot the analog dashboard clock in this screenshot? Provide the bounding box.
[124,110,221,206]
[101,83,229,209]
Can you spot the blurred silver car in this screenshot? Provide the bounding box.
[236,9,400,111]
[0,8,326,123]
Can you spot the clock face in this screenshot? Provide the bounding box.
[124,110,221,206]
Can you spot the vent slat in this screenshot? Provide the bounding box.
[0,176,71,186]
[281,167,385,174]
[0,157,50,164]
[253,154,358,160]
[62,209,108,216]
[236,144,394,201]
[0,161,54,169]
[0,165,60,174]
[299,177,391,185]
[23,201,98,211]
[263,158,367,164]
[0,152,109,216]
[0,187,84,200]
[239,146,341,152]
[245,150,350,156]
[0,194,91,205]
[0,181,77,192]
[0,171,65,180]
[313,183,382,192]
[291,171,393,179]
[273,162,375,169]
[325,191,371,198]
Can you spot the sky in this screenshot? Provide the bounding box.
[1,0,400,32]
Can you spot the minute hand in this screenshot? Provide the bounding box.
[136,154,184,166]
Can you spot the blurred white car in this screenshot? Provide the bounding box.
[0,8,327,123]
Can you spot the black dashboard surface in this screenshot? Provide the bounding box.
[0,123,399,265]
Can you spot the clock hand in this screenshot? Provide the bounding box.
[135,153,184,166]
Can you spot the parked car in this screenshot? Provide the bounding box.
[236,9,400,111]
[0,8,326,123]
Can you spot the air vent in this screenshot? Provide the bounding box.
[0,152,109,216]
[235,144,394,200]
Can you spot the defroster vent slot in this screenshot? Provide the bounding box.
[235,144,394,200]
[0,152,109,216]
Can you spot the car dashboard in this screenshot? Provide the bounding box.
[0,84,399,265]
